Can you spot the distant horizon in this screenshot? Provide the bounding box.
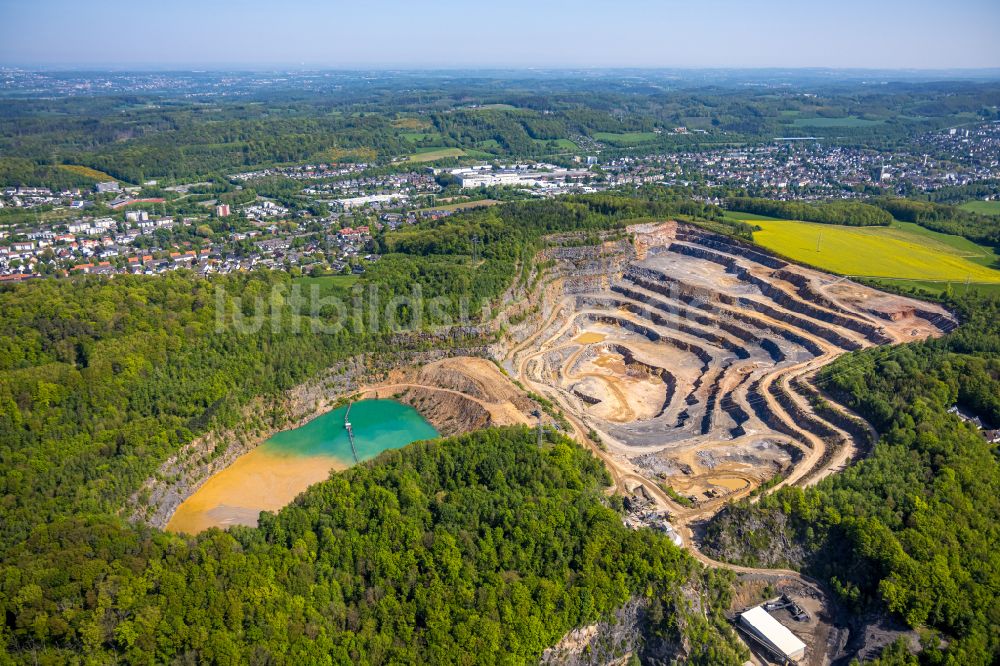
[4,65,1000,74]
[2,0,997,71]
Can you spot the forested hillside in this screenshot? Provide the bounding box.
[2,79,997,185]
[703,295,1000,664]
[0,195,754,662]
[0,270,378,548]
[0,427,747,664]
[874,198,1000,250]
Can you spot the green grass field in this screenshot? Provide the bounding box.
[868,278,1000,298]
[407,147,465,162]
[889,221,999,268]
[592,131,658,145]
[293,274,359,296]
[462,149,496,159]
[529,138,580,152]
[391,117,432,130]
[746,218,1000,284]
[959,200,1000,216]
[468,103,518,111]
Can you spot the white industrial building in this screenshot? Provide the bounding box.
[739,606,806,663]
[335,193,409,210]
[456,166,592,189]
[458,171,525,188]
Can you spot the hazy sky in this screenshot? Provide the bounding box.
[1,0,998,69]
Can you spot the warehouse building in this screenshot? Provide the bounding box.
[739,605,807,663]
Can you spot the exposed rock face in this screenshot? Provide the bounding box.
[394,386,492,436]
[402,357,535,410]
[700,506,808,569]
[845,615,922,664]
[541,598,649,666]
[541,581,739,666]
[383,357,536,435]
[539,597,693,666]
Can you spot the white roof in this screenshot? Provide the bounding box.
[740,606,806,658]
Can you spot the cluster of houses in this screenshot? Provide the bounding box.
[597,122,1000,199]
[242,200,289,220]
[1,186,86,210]
[229,163,371,182]
[948,405,1000,444]
[304,171,440,211]
[0,199,381,281]
[1,180,163,212]
[6,119,998,283]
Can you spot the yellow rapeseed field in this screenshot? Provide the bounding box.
[750,219,1000,283]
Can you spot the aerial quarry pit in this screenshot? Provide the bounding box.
[500,220,953,665]
[152,219,955,665]
[504,221,951,511]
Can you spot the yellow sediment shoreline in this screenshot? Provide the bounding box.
[706,476,748,491]
[166,447,348,534]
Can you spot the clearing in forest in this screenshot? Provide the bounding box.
[592,131,658,145]
[392,117,432,130]
[418,199,501,213]
[408,147,466,162]
[959,200,1000,216]
[56,164,119,182]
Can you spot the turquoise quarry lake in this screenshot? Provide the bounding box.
[266,398,439,461]
[167,399,438,534]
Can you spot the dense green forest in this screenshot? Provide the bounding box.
[0,270,377,547]
[703,295,1000,664]
[726,197,894,226]
[873,198,1000,250]
[0,157,102,190]
[0,427,748,664]
[912,181,1000,206]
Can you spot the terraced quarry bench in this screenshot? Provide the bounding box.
[508,221,954,510]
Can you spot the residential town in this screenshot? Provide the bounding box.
[2,122,998,281]
[606,121,1000,199]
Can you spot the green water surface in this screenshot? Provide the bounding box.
[263,399,439,463]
